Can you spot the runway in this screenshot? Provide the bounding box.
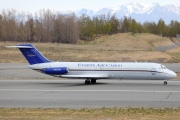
[0,80,180,108]
[0,63,180,108]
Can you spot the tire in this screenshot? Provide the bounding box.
[85,80,91,85]
[91,79,96,84]
[164,81,167,85]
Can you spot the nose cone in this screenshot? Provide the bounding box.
[170,71,177,79]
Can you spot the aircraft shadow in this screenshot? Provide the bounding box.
[29,80,180,87]
[34,82,109,87]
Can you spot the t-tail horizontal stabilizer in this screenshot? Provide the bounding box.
[6,44,51,65]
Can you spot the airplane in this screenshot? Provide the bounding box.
[6,44,177,85]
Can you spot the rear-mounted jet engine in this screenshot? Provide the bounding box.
[42,67,68,75]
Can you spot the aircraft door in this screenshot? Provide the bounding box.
[151,68,156,75]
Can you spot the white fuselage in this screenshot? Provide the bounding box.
[29,62,177,80]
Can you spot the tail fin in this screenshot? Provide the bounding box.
[6,44,51,65]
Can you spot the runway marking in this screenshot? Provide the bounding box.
[0,89,180,93]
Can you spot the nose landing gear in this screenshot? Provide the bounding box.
[164,80,168,85]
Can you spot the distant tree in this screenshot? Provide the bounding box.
[0,15,2,40]
[168,20,175,37]
[109,15,119,34]
[63,13,79,43]
[28,18,35,42]
[34,19,44,42]
[122,16,131,33]
[93,17,101,36]
[79,15,95,40]
[136,23,143,33]
[92,15,112,36]
[17,21,25,42]
[103,21,111,34]
[142,22,157,34]
[131,19,137,35]
[53,13,79,43]
[93,15,105,35]
[53,14,62,43]
[149,22,157,34]
[86,19,95,40]
[157,19,166,37]
[174,21,180,37]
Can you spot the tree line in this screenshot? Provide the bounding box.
[0,9,180,43]
[0,9,79,43]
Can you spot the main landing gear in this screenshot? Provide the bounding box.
[85,79,96,85]
[164,80,168,85]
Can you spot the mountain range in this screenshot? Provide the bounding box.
[74,2,180,24]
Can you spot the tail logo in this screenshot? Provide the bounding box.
[28,54,36,57]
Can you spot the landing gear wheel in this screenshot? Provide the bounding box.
[85,79,91,85]
[164,81,167,85]
[91,79,96,84]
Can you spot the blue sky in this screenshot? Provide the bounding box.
[0,0,180,13]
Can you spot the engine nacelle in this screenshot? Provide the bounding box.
[43,67,68,75]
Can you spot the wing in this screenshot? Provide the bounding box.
[60,74,109,79]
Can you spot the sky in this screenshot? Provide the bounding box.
[0,0,180,13]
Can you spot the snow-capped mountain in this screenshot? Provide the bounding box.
[75,2,180,24]
[75,8,94,17]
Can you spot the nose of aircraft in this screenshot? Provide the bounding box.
[170,70,177,79]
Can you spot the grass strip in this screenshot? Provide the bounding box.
[0,108,180,120]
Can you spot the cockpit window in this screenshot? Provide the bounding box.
[160,65,167,69]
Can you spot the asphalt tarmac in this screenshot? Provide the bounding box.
[0,63,180,108]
